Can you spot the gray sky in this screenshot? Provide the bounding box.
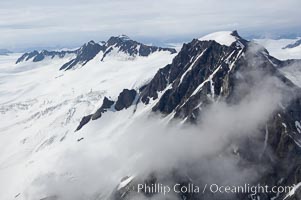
[0,0,300,51]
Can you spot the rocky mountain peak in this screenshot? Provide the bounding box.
[106,35,133,47]
[106,34,134,45]
[87,40,97,45]
[103,35,176,59]
[231,30,239,37]
[79,40,103,51]
[117,34,131,41]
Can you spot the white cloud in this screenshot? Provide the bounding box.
[0,0,300,50]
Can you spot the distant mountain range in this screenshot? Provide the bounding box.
[0,49,12,55]
[16,35,176,71]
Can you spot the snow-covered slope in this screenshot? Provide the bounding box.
[0,48,176,200]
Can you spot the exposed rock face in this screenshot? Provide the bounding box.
[75,114,93,132]
[115,89,137,111]
[92,97,115,120]
[76,31,301,199]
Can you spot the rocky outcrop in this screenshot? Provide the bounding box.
[92,97,115,120]
[76,89,138,131]
[115,89,137,111]
[75,114,93,132]
[75,97,114,131]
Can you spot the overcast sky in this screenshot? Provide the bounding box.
[0,0,300,51]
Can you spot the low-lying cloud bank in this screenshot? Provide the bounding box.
[24,68,293,200]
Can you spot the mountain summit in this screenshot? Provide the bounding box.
[198,30,243,46]
[104,35,176,59]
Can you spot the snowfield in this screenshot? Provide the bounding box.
[0,51,175,200]
[199,31,237,46]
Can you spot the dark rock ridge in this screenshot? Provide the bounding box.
[115,89,137,111]
[16,35,177,71]
[76,31,301,200]
[92,97,115,120]
[16,49,78,64]
[75,97,114,131]
[101,35,176,61]
[283,39,301,49]
[75,114,93,132]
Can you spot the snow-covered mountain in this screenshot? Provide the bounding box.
[1,31,301,200]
